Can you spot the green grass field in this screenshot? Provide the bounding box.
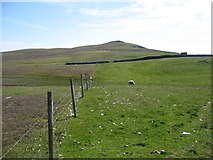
[1,41,212,158]
[57,57,212,158]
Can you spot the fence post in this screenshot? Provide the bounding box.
[85,73,89,90]
[47,92,54,159]
[88,75,92,87]
[70,79,77,117]
[80,74,84,98]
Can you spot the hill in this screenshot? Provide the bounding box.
[2,39,211,158]
[3,56,212,158]
[2,41,178,63]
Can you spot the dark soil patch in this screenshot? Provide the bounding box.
[2,95,47,152]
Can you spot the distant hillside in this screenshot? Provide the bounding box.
[2,41,179,62]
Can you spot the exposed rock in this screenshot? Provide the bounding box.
[182,131,190,135]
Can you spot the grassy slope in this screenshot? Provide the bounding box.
[58,57,212,158]
[2,41,212,158]
[2,41,178,63]
[2,41,177,88]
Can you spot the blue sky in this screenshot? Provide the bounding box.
[1,0,212,54]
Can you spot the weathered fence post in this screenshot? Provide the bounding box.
[80,74,84,98]
[85,73,89,90]
[47,91,54,159]
[88,75,92,87]
[70,79,77,117]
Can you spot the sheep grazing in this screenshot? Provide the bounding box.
[128,80,135,85]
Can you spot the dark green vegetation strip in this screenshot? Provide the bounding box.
[65,54,212,65]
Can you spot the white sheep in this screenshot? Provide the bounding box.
[128,80,135,85]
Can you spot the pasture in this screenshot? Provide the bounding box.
[58,57,212,158]
[1,42,212,158]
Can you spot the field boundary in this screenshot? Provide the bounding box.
[1,73,93,159]
[65,54,212,65]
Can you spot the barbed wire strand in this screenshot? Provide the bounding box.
[2,78,93,158]
[2,103,50,159]
[54,95,70,112]
[54,99,73,150]
[1,119,41,159]
[54,92,70,107]
[23,117,46,150]
[54,96,71,117]
[55,98,71,119]
[23,115,49,157]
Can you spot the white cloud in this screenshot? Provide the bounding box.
[80,2,144,17]
[2,0,211,54]
[79,0,211,54]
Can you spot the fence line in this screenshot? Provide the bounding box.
[1,72,93,159]
[54,92,70,107]
[54,93,70,114]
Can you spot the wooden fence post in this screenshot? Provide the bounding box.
[80,74,84,98]
[70,79,77,117]
[88,75,92,87]
[47,92,54,159]
[85,73,89,90]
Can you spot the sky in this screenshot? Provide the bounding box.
[1,0,212,54]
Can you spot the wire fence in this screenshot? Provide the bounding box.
[1,73,93,159]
